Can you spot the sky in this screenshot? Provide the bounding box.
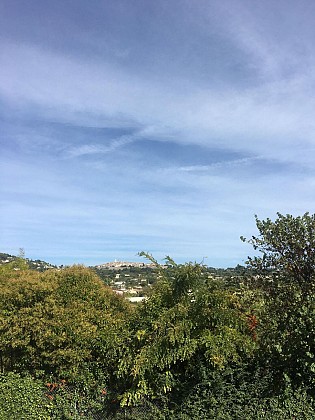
[1,0,315,267]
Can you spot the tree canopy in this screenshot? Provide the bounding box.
[243,212,315,392]
[2,213,315,417]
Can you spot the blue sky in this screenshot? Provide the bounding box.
[1,0,315,267]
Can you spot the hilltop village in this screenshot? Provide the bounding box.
[92,260,159,302]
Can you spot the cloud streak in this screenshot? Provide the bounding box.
[2,39,315,165]
[1,0,315,265]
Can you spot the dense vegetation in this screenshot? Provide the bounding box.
[1,213,315,418]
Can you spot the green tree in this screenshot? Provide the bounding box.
[242,212,315,391]
[0,265,131,396]
[117,255,255,406]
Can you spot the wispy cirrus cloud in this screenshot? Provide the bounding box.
[174,156,262,172]
[66,135,136,158]
[1,38,315,168]
[64,125,175,158]
[1,0,315,266]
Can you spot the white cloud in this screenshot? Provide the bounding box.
[1,39,315,168]
[66,134,135,157]
[2,1,315,265]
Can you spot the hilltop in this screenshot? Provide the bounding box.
[0,253,57,271]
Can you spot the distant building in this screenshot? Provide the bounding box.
[95,260,155,269]
[126,296,147,303]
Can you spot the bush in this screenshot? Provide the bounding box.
[0,372,51,420]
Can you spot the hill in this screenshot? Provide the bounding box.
[0,253,58,271]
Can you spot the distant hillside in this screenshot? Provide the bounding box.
[0,253,248,279]
[0,253,58,271]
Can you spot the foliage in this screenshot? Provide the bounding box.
[2,213,315,416]
[241,212,315,286]
[0,266,131,393]
[117,254,255,406]
[0,372,51,420]
[169,379,315,419]
[242,212,315,391]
